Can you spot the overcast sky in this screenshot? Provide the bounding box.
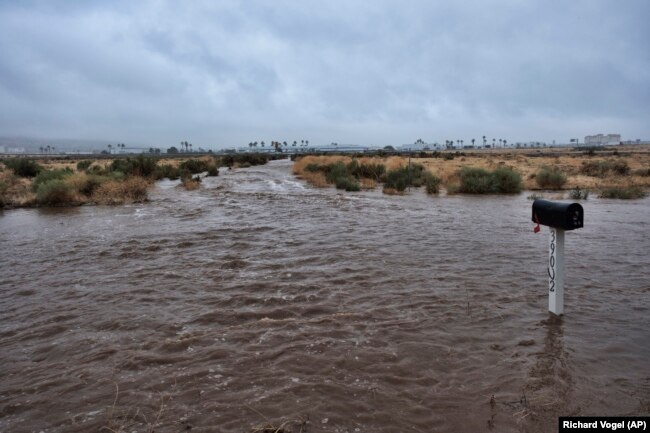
[1,0,648,149]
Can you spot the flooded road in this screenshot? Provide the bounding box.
[1,159,649,432]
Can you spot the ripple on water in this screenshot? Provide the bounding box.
[0,159,649,433]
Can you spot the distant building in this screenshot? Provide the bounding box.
[585,134,621,146]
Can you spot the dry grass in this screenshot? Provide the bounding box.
[291,155,350,174]
[0,168,35,206]
[292,146,650,193]
[360,177,377,189]
[92,177,150,205]
[180,177,201,190]
[297,170,329,187]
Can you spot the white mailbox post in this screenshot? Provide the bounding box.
[548,227,565,315]
[532,200,583,316]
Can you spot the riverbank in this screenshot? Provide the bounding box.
[292,145,650,198]
[0,154,273,209]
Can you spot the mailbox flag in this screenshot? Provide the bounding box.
[533,213,541,233]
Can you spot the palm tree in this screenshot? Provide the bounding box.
[39,146,44,154]
[499,139,503,147]
[460,140,464,148]
[301,140,304,146]
[305,140,309,147]
[189,143,193,153]
[471,138,475,147]
[482,135,486,148]
[503,139,507,147]
[107,144,112,154]
[260,141,265,148]
[492,138,496,148]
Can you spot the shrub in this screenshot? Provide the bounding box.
[220,153,270,167]
[88,164,109,175]
[633,168,650,177]
[2,158,42,177]
[424,172,441,194]
[580,160,630,177]
[32,168,73,192]
[92,177,149,204]
[76,160,93,171]
[456,167,521,194]
[0,181,7,206]
[206,164,219,176]
[181,176,201,190]
[334,176,360,191]
[111,156,158,177]
[457,167,493,193]
[383,168,410,192]
[489,168,522,193]
[611,161,630,175]
[154,164,181,180]
[321,161,359,191]
[383,164,428,192]
[347,160,386,180]
[35,180,76,205]
[599,187,647,200]
[568,187,589,200]
[71,174,107,196]
[535,166,567,189]
[179,158,210,174]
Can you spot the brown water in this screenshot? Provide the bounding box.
[1,159,649,433]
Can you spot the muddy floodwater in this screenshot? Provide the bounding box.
[1,159,649,433]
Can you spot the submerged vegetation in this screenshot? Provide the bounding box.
[0,153,269,208]
[295,156,440,194]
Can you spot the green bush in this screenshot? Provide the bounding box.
[599,187,647,199]
[347,160,386,180]
[536,166,567,189]
[334,176,360,191]
[179,158,210,174]
[220,153,270,167]
[153,164,180,180]
[35,179,76,205]
[76,160,93,171]
[32,168,73,192]
[111,156,158,177]
[383,164,428,192]
[2,158,42,177]
[457,167,521,194]
[491,168,522,193]
[424,172,441,194]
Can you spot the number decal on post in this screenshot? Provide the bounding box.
[548,229,556,293]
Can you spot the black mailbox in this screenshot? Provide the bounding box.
[532,199,583,230]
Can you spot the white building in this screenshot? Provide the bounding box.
[585,134,621,146]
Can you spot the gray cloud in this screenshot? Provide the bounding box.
[0,0,648,148]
